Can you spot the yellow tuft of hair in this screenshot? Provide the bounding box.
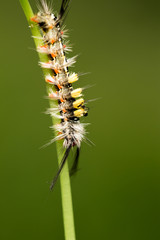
[71,88,82,98]
[74,108,84,117]
[68,73,78,83]
[73,98,84,108]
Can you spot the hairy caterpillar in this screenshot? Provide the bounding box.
[31,0,89,190]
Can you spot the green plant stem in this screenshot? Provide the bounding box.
[19,1,76,240]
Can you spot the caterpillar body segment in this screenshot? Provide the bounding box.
[31,0,89,189]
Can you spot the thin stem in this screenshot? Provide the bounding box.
[19,1,76,240]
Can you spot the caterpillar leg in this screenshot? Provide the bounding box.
[70,147,80,176]
[50,145,71,190]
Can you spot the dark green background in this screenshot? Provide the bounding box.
[0,0,160,239]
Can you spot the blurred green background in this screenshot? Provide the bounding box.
[0,0,160,239]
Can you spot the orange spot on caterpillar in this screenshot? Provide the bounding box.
[57,84,62,89]
[40,45,47,49]
[51,39,55,44]
[30,16,38,23]
[58,132,62,135]
[46,79,53,83]
[60,98,64,103]
[54,69,59,74]
[49,25,53,29]
[51,52,57,58]
[61,31,64,35]
[63,45,66,48]
[64,118,68,121]
[62,109,67,113]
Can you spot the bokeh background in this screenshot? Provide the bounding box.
[0,0,160,239]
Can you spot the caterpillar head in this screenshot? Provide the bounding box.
[31,12,56,30]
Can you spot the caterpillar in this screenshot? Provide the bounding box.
[31,0,89,190]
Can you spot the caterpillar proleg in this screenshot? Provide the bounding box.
[31,0,89,190]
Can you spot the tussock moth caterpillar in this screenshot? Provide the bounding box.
[30,0,89,190]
